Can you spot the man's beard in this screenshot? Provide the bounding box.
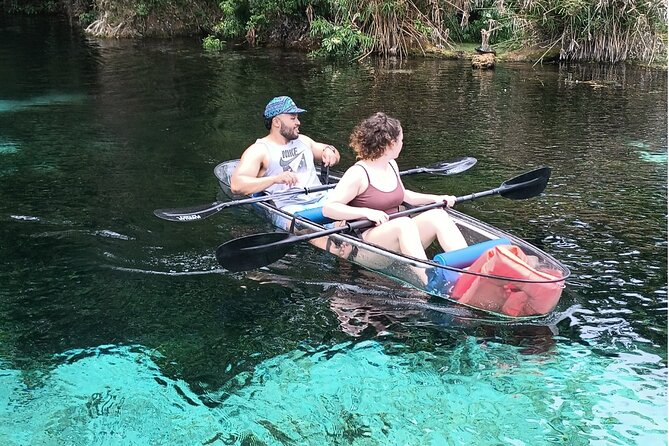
[279,122,299,141]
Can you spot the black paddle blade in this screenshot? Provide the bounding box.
[216,232,293,271]
[425,156,477,175]
[500,167,551,199]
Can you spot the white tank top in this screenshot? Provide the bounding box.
[259,137,325,209]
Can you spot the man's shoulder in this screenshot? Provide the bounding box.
[243,139,268,155]
[247,137,267,148]
[238,139,270,167]
[296,134,315,147]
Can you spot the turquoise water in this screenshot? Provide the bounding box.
[0,93,87,113]
[0,15,666,445]
[2,341,665,445]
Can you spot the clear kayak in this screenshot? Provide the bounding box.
[214,160,570,319]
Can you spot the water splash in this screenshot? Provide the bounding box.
[9,215,40,222]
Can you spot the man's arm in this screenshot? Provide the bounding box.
[230,144,299,195]
[301,135,340,167]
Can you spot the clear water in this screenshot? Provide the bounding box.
[0,15,666,446]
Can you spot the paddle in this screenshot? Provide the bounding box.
[215,166,551,272]
[319,162,330,185]
[153,156,477,222]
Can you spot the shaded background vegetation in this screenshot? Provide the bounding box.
[2,0,667,63]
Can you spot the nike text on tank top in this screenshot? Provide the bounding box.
[260,137,325,209]
[347,163,404,214]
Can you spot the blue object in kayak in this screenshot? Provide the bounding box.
[428,238,512,295]
[426,267,461,295]
[433,238,511,269]
[294,207,335,224]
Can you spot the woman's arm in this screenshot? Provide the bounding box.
[322,167,389,225]
[403,189,457,208]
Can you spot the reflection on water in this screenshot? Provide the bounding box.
[0,14,666,446]
[0,93,87,113]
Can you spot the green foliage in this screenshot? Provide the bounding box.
[4,0,59,14]
[203,35,226,50]
[213,0,303,40]
[454,3,512,45]
[517,0,667,62]
[135,2,151,17]
[309,16,374,59]
[251,0,301,16]
[214,0,271,40]
[412,19,432,40]
[1,0,663,63]
[214,0,247,38]
[78,11,97,27]
[131,0,175,18]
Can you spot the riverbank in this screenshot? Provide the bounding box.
[2,3,666,69]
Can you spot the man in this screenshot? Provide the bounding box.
[231,96,340,213]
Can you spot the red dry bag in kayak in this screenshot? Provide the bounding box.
[450,245,564,317]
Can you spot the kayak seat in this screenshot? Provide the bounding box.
[249,193,334,224]
[293,207,335,224]
[428,238,512,295]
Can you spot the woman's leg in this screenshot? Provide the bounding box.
[412,209,468,252]
[362,217,430,284]
[361,216,428,260]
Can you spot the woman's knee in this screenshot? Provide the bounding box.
[383,216,417,233]
[415,209,451,228]
[395,218,422,239]
[393,216,414,225]
[422,208,450,221]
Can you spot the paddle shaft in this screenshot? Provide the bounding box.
[240,168,549,251]
[244,191,491,250]
[215,166,550,270]
[154,156,476,222]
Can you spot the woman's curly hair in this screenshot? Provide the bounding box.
[349,112,402,160]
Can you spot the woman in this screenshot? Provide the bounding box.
[322,112,467,282]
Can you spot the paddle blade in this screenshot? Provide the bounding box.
[154,201,226,222]
[216,232,293,271]
[500,167,551,199]
[425,156,477,175]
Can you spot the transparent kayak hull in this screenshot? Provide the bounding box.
[215,161,570,319]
